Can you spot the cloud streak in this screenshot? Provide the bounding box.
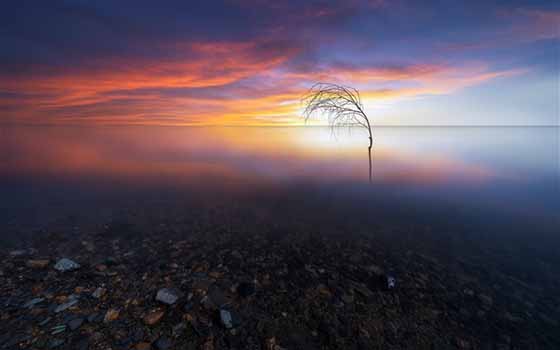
[0,1,555,125]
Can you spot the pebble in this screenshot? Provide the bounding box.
[220,309,233,329]
[54,299,78,313]
[154,336,172,350]
[23,297,45,308]
[68,317,84,330]
[104,308,120,322]
[92,287,106,299]
[26,259,50,269]
[154,337,173,350]
[143,310,165,325]
[155,288,181,305]
[54,258,80,272]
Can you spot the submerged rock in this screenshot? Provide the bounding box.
[68,317,84,330]
[26,259,50,269]
[23,297,45,308]
[155,288,182,305]
[54,258,80,272]
[154,337,173,350]
[143,310,165,325]
[54,297,78,313]
[220,309,233,329]
[104,308,120,322]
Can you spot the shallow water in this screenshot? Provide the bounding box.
[1,126,558,233]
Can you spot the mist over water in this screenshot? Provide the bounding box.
[1,126,558,235]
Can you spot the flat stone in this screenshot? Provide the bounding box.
[48,339,65,348]
[155,288,182,305]
[92,287,106,299]
[54,258,80,272]
[23,297,45,308]
[143,310,165,325]
[54,299,78,313]
[27,259,50,269]
[135,343,152,350]
[68,317,84,330]
[154,337,173,350]
[220,309,233,329]
[104,308,120,322]
[9,250,27,257]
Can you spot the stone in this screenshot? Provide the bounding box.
[48,339,65,348]
[156,288,181,305]
[135,343,152,350]
[387,276,396,289]
[68,317,84,330]
[23,297,45,308]
[54,258,80,272]
[220,309,233,329]
[104,308,120,322]
[9,250,27,257]
[54,299,78,313]
[26,259,50,269]
[92,287,106,299]
[154,337,172,350]
[143,310,165,325]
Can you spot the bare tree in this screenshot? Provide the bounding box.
[302,82,374,183]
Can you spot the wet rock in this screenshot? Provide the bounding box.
[143,310,165,325]
[155,288,182,305]
[68,317,84,330]
[54,298,79,313]
[154,336,172,350]
[39,317,52,326]
[26,259,50,269]
[50,324,66,335]
[23,297,45,308]
[220,309,233,329]
[48,339,65,348]
[387,276,396,289]
[92,287,106,299]
[9,249,27,257]
[104,308,120,322]
[135,343,152,350]
[54,258,80,272]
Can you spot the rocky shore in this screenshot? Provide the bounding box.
[1,215,559,350]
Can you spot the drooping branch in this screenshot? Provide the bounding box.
[302,82,374,183]
[301,82,372,140]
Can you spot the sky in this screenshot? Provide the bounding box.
[0,0,558,126]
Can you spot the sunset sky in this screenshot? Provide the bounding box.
[1,0,558,126]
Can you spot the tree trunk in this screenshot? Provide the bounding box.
[368,136,372,183]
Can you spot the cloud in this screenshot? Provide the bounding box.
[0,1,551,125]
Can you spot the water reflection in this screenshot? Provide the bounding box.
[5,126,553,186]
[1,126,558,227]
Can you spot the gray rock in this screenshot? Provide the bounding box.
[387,276,396,289]
[220,309,233,329]
[92,287,106,299]
[54,297,78,313]
[154,336,173,350]
[156,288,182,305]
[68,317,84,330]
[9,250,27,257]
[23,297,45,308]
[48,339,65,348]
[54,258,80,272]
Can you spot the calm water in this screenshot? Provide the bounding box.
[1,126,558,242]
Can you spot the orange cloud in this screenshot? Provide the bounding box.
[0,37,526,126]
